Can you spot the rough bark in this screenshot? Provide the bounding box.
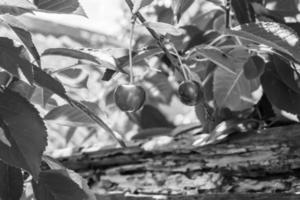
[58,124,300,197]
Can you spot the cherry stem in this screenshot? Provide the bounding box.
[225,0,232,29]
[170,44,189,81]
[124,0,185,78]
[129,16,136,84]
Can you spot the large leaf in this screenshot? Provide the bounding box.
[42,156,96,200]
[261,61,300,115]
[0,89,47,179]
[1,15,40,65]
[0,160,24,200]
[44,102,99,126]
[192,46,237,75]
[33,0,83,15]
[0,0,36,15]
[227,22,300,63]
[0,37,33,84]
[213,49,262,111]
[271,55,300,94]
[32,169,87,200]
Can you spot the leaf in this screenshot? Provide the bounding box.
[193,46,237,75]
[33,66,68,100]
[32,169,87,200]
[261,60,300,115]
[42,48,117,70]
[271,55,300,94]
[0,160,24,200]
[0,37,33,84]
[44,102,99,126]
[144,21,184,36]
[140,105,175,129]
[1,15,41,65]
[231,0,255,24]
[0,0,36,15]
[132,0,153,13]
[33,0,82,15]
[0,89,47,179]
[171,0,194,22]
[243,55,265,80]
[227,22,300,63]
[42,156,96,200]
[102,69,116,81]
[213,49,262,111]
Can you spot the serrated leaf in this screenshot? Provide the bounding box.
[213,49,262,111]
[228,22,300,63]
[193,46,237,75]
[0,89,47,179]
[42,156,96,200]
[171,0,194,22]
[44,102,99,126]
[42,48,117,70]
[33,0,81,15]
[261,62,300,115]
[0,0,36,15]
[0,37,33,84]
[1,15,41,65]
[32,169,87,200]
[33,66,68,100]
[144,21,184,36]
[0,160,24,200]
[243,55,265,80]
[132,0,153,13]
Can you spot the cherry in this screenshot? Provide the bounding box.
[178,80,203,106]
[114,84,146,112]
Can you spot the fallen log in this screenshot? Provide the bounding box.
[58,124,300,195]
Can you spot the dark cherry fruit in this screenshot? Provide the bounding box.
[114,84,146,112]
[178,80,203,106]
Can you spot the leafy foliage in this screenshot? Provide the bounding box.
[1,0,300,198]
[0,89,47,179]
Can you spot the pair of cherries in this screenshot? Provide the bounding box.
[114,80,204,112]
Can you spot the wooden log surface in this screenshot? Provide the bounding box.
[58,124,300,196]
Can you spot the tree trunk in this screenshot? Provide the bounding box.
[58,124,300,198]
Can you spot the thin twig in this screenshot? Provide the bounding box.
[124,0,181,73]
[129,16,136,84]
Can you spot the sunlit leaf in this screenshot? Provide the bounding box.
[228,22,300,63]
[144,21,184,36]
[213,49,262,111]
